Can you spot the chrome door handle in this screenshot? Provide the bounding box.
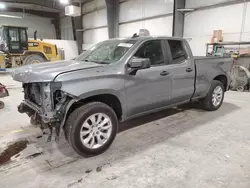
[186,68,193,72]
[160,71,170,76]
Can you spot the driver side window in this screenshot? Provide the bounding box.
[134,40,165,66]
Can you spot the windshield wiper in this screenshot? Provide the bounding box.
[84,59,110,64]
[95,61,110,64]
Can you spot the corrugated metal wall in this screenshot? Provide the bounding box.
[60,16,74,40]
[82,0,108,49]
[78,0,174,48]
[119,0,173,37]
[184,0,250,56]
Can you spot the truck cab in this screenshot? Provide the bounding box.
[0,25,28,53]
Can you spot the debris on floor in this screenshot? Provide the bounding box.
[67,178,83,188]
[106,175,118,180]
[25,152,43,159]
[85,169,92,173]
[96,166,102,172]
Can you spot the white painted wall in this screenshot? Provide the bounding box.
[119,0,173,37]
[184,0,250,56]
[0,12,56,39]
[60,16,74,40]
[82,0,108,49]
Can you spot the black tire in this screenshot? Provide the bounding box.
[65,102,118,157]
[0,101,4,109]
[201,80,225,111]
[23,54,45,65]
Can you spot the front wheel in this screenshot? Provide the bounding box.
[65,102,118,157]
[201,80,225,111]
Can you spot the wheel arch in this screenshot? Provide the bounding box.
[66,92,124,124]
[213,74,228,91]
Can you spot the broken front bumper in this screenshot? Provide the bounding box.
[18,99,55,124]
[18,100,41,114]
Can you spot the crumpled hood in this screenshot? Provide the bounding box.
[12,60,102,83]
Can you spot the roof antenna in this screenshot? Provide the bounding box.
[132,33,139,38]
[139,29,150,36]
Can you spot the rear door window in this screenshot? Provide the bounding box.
[168,40,187,64]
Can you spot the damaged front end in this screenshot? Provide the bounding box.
[18,82,75,141]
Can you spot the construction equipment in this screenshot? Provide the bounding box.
[0,25,64,68]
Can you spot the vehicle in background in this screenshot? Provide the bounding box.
[0,25,64,69]
[13,34,233,157]
[0,83,9,109]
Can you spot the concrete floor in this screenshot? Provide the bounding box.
[0,74,250,188]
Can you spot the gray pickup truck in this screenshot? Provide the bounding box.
[12,36,232,157]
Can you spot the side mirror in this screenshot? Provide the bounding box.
[128,57,151,69]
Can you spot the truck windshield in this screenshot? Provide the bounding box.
[76,40,137,64]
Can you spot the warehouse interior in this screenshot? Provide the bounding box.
[0,0,250,188]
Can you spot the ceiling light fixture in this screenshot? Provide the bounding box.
[0,14,22,19]
[0,3,6,9]
[60,0,69,4]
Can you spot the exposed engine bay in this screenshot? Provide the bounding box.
[18,82,72,141]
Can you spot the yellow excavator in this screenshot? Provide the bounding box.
[0,25,64,69]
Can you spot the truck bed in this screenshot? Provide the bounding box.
[192,56,233,99]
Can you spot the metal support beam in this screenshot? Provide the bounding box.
[2,0,63,11]
[73,16,83,54]
[73,3,83,54]
[105,0,119,38]
[186,0,250,11]
[51,14,61,39]
[0,8,59,18]
[172,0,185,37]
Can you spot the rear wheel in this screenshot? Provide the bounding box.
[23,54,45,65]
[65,102,118,157]
[201,80,225,111]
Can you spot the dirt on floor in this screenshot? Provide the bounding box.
[0,140,28,165]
